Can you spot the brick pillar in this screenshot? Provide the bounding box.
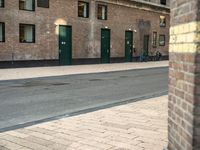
[168,0,200,150]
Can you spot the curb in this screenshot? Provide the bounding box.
[0,90,168,133]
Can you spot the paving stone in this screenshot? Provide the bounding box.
[28,127,57,135]
[78,139,113,149]
[17,147,32,150]
[76,144,102,150]
[24,135,54,146]
[0,146,10,150]
[27,131,54,141]
[5,131,29,139]
[50,138,72,146]
[53,133,82,142]
[0,135,51,150]
[0,139,23,150]
[47,143,69,150]
[0,96,168,150]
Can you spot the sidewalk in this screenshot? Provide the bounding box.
[0,96,168,150]
[0,61,168,81]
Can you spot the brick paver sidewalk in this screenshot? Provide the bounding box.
[0,61,168,81]
[0,96,168,150]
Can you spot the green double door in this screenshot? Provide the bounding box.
[59,25,72,65]
[101,29,111,63]
[125,31,133,62]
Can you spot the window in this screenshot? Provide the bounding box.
[160,16,166,27]
[159,35,165,46]
[20,24,35,43]
[160,0,166,5]
[0,22,5,42]
[19,0,35,11]
[37,0,49,8]
[152,32,157,47]
[0,0,4,7]
[98,4,107,20]
[78,1,89,18]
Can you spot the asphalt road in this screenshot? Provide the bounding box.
[0,67,168,131]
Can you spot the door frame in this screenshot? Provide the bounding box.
[101,28,111,63]
[143,34,149,56]
[59,25,72,65]
[125,30,133,62]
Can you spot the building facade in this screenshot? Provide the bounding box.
[0,0,170,66]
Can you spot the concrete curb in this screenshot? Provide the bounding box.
[0,90,168,133]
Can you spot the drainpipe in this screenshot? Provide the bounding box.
[88,0,96,58]
[11,10,15,66]
[11,52,14,65]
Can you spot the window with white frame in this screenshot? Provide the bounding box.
[78,1,89,18]
[20,24,35,43]
[152,32,157,47]
[19,0,35,11]
[98,4,107,20]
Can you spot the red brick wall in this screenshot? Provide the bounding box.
[0,0,169,61]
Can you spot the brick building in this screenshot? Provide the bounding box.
[168,0,200,150]
[0,0,170,67]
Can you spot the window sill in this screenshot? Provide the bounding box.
[98,18,107,21]
[78,16,89,19]
[19,9,35,12]
[20,42,35,43]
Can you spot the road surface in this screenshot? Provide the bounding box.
[0,67,168,131]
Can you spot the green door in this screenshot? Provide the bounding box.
[125,31,133,62]
[101,29,111,63]
[59,25,72,65]
[143,35,149,56]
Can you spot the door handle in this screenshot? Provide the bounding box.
[107,49,109,53]
[59,49,61,53]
